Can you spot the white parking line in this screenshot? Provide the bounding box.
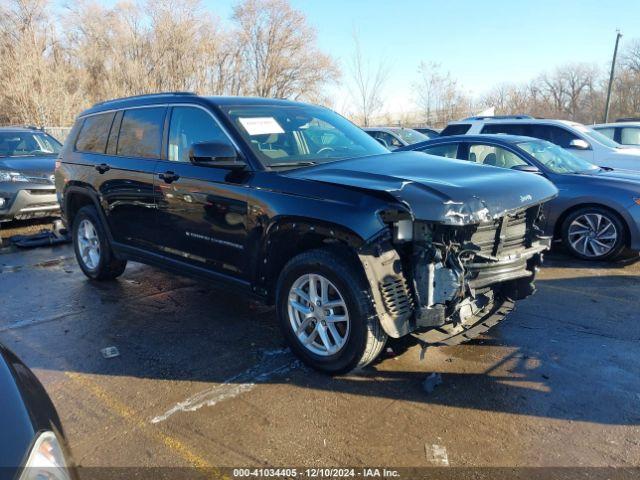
[150,349,298,424]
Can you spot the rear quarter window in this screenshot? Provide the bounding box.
[75,112,115,154]
[440,124,471,136]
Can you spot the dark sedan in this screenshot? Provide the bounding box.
[399,134,640,260]
[0,343,77,480]
[0,127,61,222]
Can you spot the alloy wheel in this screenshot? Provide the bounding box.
[287,273,350,356]
[77,219,101,270]
[568,213,618,258]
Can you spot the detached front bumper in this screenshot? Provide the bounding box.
[0,183,59,222]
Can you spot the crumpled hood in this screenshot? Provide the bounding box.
[287,152,558,225]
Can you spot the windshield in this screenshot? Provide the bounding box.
[222,105,389,168]
[518,140,599,174]
[575,125,621,149]
[0,131,61,157]
[391,128,428,144]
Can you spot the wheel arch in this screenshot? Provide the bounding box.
[62,184,114,243]
[255,217,376,303]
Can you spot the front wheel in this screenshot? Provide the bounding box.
[276,249,387,374]
[562,207,626,261]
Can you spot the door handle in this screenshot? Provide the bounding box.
[95,163,110,174]
[159,171,180,184]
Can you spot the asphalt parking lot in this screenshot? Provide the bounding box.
[1,221,639,476]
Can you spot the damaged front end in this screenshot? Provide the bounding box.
[359,205,551,345]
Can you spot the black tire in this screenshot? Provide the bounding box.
[72,205,127,280]
[561,206,626,261]
[276,248,387,374]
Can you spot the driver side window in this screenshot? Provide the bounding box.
[168,107,231,162]
[468,144,527,169]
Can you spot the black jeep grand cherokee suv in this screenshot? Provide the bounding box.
[55,93,557,373]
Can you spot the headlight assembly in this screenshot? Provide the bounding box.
[0,170,29,182]
[19,431,72,480]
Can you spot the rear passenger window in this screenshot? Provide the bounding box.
[75,112,115,153]
[421,143,458,159]
[481,123,528,136]
[440,124,471,136]
[117,108,165,158]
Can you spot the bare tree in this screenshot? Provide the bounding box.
[413,62,469,127]
[232,0,339,100]
[348,32,389,127]
[0,0,84,125]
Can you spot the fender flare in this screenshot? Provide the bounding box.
[62,184,115,244]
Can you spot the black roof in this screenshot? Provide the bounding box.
[80,92,315,117]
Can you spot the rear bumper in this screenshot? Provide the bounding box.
[0,184,59,221]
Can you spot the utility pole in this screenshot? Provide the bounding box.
[604,30,622,123]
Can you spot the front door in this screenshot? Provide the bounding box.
[154,106,250,278]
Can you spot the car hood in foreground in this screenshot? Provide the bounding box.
[286,152,558,225]
[0,155,57,178]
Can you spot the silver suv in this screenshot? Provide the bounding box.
[441,115,640,171]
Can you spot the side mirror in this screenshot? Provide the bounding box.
[568,139,590,150]
[511,164,541,174]
[189,142,245,169]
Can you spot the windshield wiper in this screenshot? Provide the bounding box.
[268,161,317,169]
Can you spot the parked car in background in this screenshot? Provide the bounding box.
[412,126,440,138]
[0,127,61,222]
[363,126,429,150]
[0,342,77,480]
[56,92,557,373]
[441,115,640,171]
[593,122,640,146]
[400,134,640,260]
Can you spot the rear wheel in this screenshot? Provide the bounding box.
[276,249,387,374]
[72,205,127,280]
[562,207,626,261]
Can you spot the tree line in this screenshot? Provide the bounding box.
[1,0,639,129]
[407,43,640,128]
[0,0,338,127]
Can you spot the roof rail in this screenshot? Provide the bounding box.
[91,91,196,107]
[616,117,640,123]
[463,114,533,121]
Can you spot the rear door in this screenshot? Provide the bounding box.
[71,108,162,250]
[100,106,166,250]
[154,105,250,278]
